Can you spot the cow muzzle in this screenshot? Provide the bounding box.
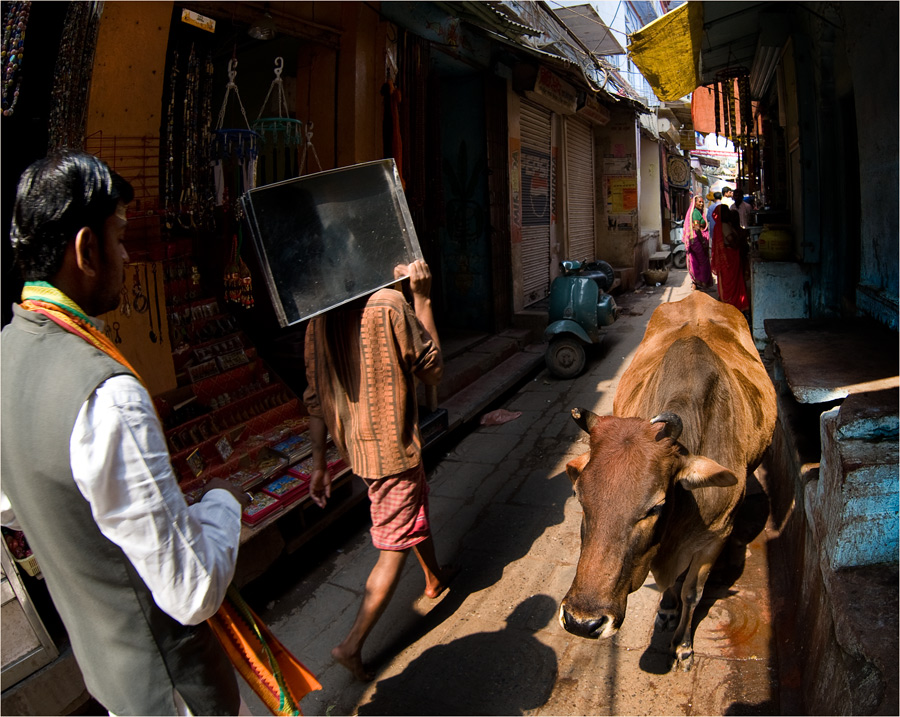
[558,603,620,639]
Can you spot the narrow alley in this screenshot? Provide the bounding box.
[240,269,795,716]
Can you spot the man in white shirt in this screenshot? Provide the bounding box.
[1,151,251,716]
[721,186,735,208]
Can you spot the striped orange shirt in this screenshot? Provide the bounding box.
[303,288,442,479]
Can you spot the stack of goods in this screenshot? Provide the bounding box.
[2,527,41,578]
[272,431,312,463]
[241,493,281,525]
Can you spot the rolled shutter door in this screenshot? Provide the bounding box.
[520,100,552,305]
[565,117,595,261]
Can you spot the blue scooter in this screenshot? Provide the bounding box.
[544,259,619,379]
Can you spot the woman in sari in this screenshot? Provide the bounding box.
[711,202,749,312]
[683,195,713,290]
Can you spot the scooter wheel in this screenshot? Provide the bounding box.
[673,250,687,270]
[546,336,586,379]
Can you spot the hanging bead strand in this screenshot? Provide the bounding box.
[2,1,31,117]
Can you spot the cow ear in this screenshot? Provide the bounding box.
[566,452,590,483]
[675,456,738,489]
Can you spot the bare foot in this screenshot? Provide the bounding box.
[424,564,460,599]
[331,645,374,682]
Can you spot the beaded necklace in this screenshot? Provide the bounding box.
[48,1,102,150]
[1,0,30,117]
[199,52,215,230]
[179,43,200,229]
[165,50,179,230]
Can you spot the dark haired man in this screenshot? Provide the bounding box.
[1,151,250,715]
[304,259,457,682]
[721,185,734,207]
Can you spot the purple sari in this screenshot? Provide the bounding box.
[683,197,712,287]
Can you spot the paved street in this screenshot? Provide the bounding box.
[241,269,789,716]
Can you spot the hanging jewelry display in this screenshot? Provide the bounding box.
[224,232,254,309]
[198,52,216,230]
[252,57,304,186]
[164,50,180,230]
[1,1,31,117]
[212,57,259,205]
[179,44,201,229]
[48,1,103,150]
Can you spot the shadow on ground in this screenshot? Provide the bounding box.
[639,472,771,676]
[358,595,559,715]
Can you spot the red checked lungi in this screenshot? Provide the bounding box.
[363,463,430,550]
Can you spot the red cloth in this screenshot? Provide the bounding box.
[711,205,749,312]
[692,82,761,137]
[364,463,430,551]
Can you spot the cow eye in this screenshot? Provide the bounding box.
[644,501,665,519]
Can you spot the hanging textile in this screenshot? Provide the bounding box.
[48,1,103,150]
[726,80,736,143]
[626,2,703,102]
[209,586,321,716]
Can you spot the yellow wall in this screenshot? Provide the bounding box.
[86,1,172,139]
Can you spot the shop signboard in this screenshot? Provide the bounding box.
[241,159,423,327]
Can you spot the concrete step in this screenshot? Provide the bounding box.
[440,344,546,431]
[435,335,519,403]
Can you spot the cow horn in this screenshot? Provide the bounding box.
[650,412,683,441]
[571,407,600,434]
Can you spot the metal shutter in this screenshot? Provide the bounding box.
[565,117,595,262]
[520,100,552,306]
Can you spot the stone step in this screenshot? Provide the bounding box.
[440,344,546,431]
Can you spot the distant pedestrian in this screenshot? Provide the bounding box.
[304,259,458,682]
[683,194,713,290]
[721,185,735,208]
[734,189,753,229]
[711,202,750,313]
[0,151,250,715]
[706,191,723,270]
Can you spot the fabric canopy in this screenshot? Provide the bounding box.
[627,2,703,102]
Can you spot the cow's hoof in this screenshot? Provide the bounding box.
[656,609,677,631]
[674,645,694,671]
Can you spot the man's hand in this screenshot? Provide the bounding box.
[407,259,432,299]
[202,477,252,508]
[309,468,332,509]
[394,259,432,299]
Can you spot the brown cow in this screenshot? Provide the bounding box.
[559,291,776,669]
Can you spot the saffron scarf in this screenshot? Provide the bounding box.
[18,283,322,715]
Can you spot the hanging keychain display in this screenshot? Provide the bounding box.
[212,56,259,204]
[252,57,304,185]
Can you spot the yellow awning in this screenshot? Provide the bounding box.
[627,2,703,102]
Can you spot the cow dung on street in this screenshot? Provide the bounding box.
[559,291,777,671]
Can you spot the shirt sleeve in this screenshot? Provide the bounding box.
[0,489,21,531]
[303,318,323,418]
[397,298,443,385]
[70,374,242,626]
